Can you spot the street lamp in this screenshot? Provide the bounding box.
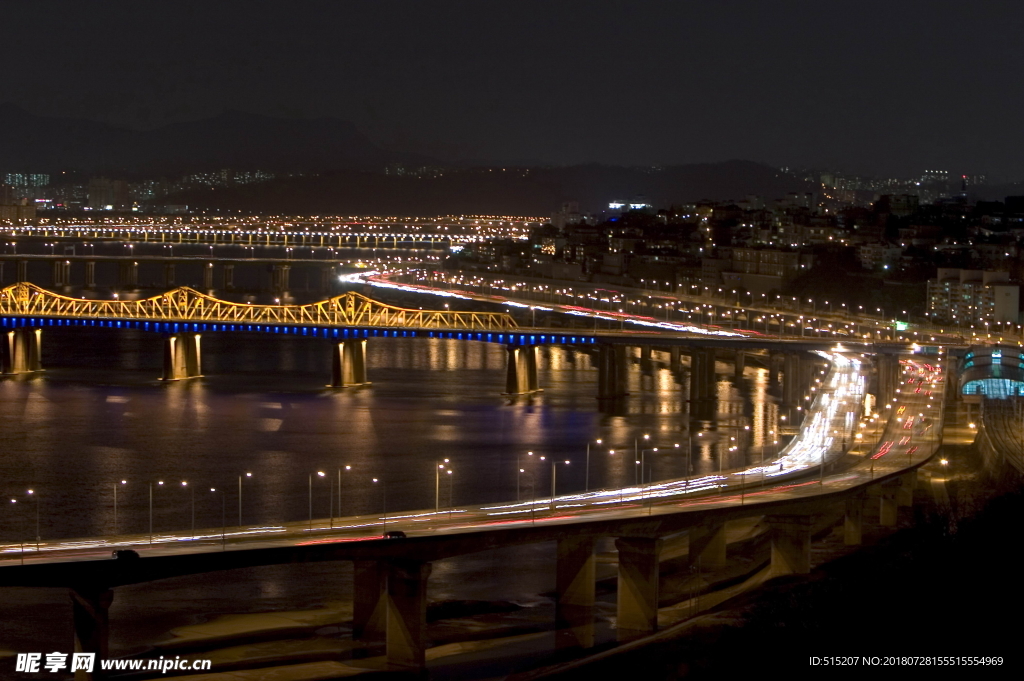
[435,458,450,512]
[238,472,252,526]
[372,477,387,531]
[114,479,127,535]
[26,489,39,546]
[210,487,226,549]
[149,480,164,545]
[518,451,536,501]
[586,439,602,492]
[181,481,195,538]
[550,459,570,510]
[309,471,325,531]
[634,433,649,484]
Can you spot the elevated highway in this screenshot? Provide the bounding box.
[0,351,946,673]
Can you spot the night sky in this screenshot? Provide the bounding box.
[3,1,1023,177]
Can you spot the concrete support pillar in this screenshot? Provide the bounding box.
[734,351,746,379]
[504,345,539,394]
[844,494,865,545]
[556,537,596,649]
[223,264,235,290]
[896,472,915,507]
[161,333,202,381]
[331,339,369,387]
[203,262,214,290]
[669,346,681,371]
[84,261,96,289]
[687,521,727,569]
[879,484,898,527]
[615,537,662,639]
[769,354,782,385]
[2,327,42,374]
[16,259,28,282]
[352,560,387,644]
[598,344,629,399]
[767,514,813,575]
[386,560,432,671]
[272,264,291,293]
[118,261,138,288]
[70,587,113,681]
[320,266,333,293]
[52,260,71,288]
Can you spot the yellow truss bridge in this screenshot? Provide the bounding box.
[0,282,519,331]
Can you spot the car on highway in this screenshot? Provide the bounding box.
[382,530,407,539]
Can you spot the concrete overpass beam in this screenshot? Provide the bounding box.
[844,494,865,545]
[556,536,596,649]
[332,339,369,387]
[687,521,727,569]
[70,587,113,681]
[386,560,432,671]
[352,560,387,644]
[615,537,662,639]
[767,514,814,575]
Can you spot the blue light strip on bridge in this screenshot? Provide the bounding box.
[0,316,598,346]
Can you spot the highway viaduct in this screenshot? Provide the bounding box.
[0,340,934,676]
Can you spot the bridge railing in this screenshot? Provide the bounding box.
[0,283,519,331]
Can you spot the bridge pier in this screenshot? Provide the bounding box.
[272,264,291,294]
[2,327,42,374]
[597,344,628,399]
[163,262,175,288]
[505,345,540,394]
[162,333,202,381]
[352,560,387,645]
[690,349,717,418]
[734,350,745,379]
[767,514,813,575]
[669,346,681,372]
[879,483,899,526]
[71,587,113,681]
[386,559,432,671]
[331,339,369,387]
[615,537,662,640]
[84,261,96,289]
[556,536,596,649]
[203,262,214,290]
[844,494,865,545]
[223,263,235,290]
[52,259,71,288]
[320,266,333,294]
[687,521,727,569]
[17,259,27,282]
[118,261,138,288]
[896,471,915,507]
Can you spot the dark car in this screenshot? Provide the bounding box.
[111,549,140,560]
[382,530,407,539]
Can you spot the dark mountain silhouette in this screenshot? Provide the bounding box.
[167,162,816,216]
[0,105,427,174]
